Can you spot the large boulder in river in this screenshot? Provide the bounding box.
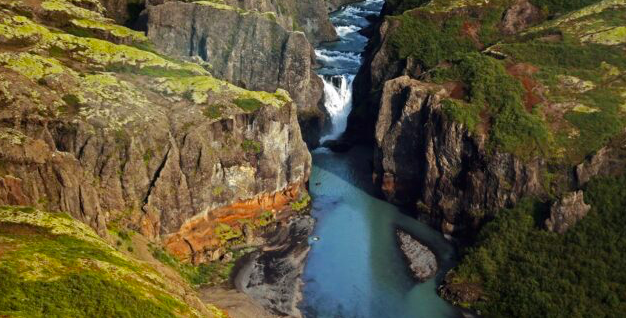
[545,191,591,234]
[397,229,437,282]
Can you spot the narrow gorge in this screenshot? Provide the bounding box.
[1,0,625,317]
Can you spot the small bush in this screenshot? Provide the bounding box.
[241,139,262,154]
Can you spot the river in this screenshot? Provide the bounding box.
[300,1,462,317]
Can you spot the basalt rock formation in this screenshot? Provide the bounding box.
[235,215,315,317]
[0,0,311,264]
[350,0,626,237]
[373,76,543,236]
[144,0,333,146]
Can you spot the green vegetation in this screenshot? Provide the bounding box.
[241,139,262,154]
[441,99,481,133]
[203,104,225,119]
[449,175,626,317]
[150,246,235,287]
[214,222,243,243]
[291,193,311,212]
[389,12,475,68]
[233,98,263,112]
[0,269,180,318]
[436,53,551,158]
[529,0,603,15]
[0,206,202,317]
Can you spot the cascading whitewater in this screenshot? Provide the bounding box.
[319,74,354,142]
[314,0,383,144]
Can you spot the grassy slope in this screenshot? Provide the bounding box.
[0,206,227,318]
[387,0,626,164]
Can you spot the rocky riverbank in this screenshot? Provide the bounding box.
[234,215,315,317]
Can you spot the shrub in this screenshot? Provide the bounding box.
[450,175,626,317]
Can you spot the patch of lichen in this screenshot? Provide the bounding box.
[152,76,291,109]
[69,18,149,44]
[0,206,205,317]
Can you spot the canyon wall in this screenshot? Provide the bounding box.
[373,76,543,236]
[0,0,310,262]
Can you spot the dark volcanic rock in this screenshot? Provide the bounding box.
[372,76,543,237]
[545,191,591,234]
[397,229,437,282]
[235,216,315,318]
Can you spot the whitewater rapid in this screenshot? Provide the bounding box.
[315,0,382,142]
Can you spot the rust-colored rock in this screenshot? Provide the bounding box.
[162,185,302,263]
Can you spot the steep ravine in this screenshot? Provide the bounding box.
[300,1,462,317]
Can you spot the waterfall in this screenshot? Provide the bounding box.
[319,74,354,142]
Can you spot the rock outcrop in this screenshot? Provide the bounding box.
[545,191,591,234]
[397,229,437,282]
[145,1,326,146]
[500,0,542,35]
[373,76,543,236]
[235,215,315,317]
[576,139,626,186]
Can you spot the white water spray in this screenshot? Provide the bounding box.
[320,74,354,142]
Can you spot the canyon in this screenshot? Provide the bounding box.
[1,0,625,317]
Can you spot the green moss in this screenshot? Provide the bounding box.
[241,139,262,154]
[291,193,311,212]
[0,52,66,81]
[256,211,274,227]
[203,104,225,119]
[233,98,263,112]
[214,223,243,243]
[441,99,481,133]
[69,18,148,43]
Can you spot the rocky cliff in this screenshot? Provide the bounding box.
[374,76,543,236]
[144,0,339,146]
[351,0,626,237]
[0,0,311,264]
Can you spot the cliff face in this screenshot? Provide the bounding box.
[374,76,543,236]
[0,0,311,262]
[145,1,327,146]
[351,0,626,237]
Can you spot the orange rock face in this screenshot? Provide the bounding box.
[162,184,302,263]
